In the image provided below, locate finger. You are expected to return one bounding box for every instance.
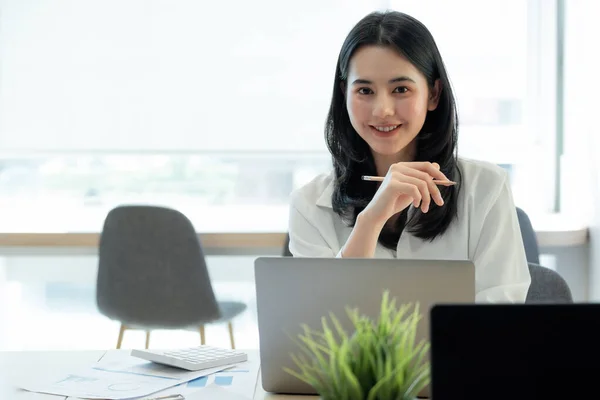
[432,162,440,170]
[394,163,440,182]
[434,181,456,187]
[429,179,444,206]
[426,178,444,207]
[395,167,444,207]
[411,162,448,181]
[393,181,422,207]
[392,173,431,213]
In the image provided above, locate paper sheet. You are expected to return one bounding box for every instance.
[93,351,226,382]
[184,384,254,399]
[21,352,237,399]
[130,355,260,400]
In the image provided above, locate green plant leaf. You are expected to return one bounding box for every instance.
[287,353,328,392]
[366,349,396,400]
[330,312,348,341]
[319,317,343,395]
[403,366,431,399]
[337,339,363,399]
[298,325,328,370]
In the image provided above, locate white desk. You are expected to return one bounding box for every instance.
[0,349,315,400]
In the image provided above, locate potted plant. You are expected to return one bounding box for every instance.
[285,291,430,400]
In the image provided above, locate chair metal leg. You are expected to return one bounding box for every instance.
[145,331,151,349]
[228,321,235,349]
[199,325,206,345]
[116,324,127,349]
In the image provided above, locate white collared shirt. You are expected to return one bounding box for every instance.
[287,158,531,303]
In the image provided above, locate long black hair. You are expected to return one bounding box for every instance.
[325,10,461,249]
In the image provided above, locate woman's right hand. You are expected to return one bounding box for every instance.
[360,162,450,228]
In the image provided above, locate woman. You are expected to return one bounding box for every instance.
[287,10,531,302]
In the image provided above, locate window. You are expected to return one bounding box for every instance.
[0,152,330,232]
[0,0,559,233]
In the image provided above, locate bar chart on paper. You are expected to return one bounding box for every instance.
[187,369,250,388]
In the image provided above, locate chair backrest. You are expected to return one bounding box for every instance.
[283,233,292,256]
[516,207,540,264]
[96,205,221,328]
[526,262,573,303]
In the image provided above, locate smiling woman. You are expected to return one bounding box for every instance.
[287,10,532,304]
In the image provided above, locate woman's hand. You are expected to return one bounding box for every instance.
[339,161,452,258]
[360,162,450,228]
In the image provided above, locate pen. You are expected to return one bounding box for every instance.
[361,175,456,186]
[146,395,185,400]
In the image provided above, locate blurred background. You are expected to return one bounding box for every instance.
[0,0,598,352]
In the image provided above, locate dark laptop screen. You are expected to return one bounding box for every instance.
[430,304,600,399]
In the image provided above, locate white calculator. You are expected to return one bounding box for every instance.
[131,345,248,371]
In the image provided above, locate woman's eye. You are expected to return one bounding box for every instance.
[393,86,408,94]
[357,87,373,95]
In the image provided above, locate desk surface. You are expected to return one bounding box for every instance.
[0,349,316,400]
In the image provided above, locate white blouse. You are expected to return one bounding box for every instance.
[287,157,531,303]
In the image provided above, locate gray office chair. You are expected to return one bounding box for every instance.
[283,233,292,257]
[526,262,573,303]
[516,207,541,264]
[96,205,247,349]
[515,207,572,302]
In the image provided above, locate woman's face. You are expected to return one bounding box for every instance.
[345,45,440,163]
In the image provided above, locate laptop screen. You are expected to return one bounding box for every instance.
[430,304,600,399]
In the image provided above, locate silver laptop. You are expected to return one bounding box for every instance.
[254,257,475,397]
